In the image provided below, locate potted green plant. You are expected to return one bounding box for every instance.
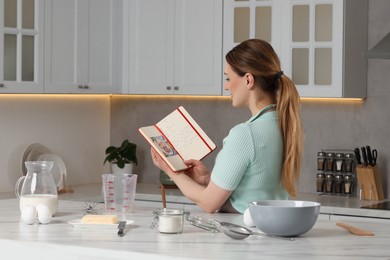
[104,140,138,174]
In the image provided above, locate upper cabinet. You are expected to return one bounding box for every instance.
[281,0,367,98]
[1,0,367,98]
[0,0,44,93]
[223,0,368,98]
[124,0,223,95]
[44,0,122,94]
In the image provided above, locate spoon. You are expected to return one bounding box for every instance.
[214,221,294,241]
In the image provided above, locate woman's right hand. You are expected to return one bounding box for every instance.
[184,159,211,186]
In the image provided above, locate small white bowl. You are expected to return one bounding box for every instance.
[249,200,320,237]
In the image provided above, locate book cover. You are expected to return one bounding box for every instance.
[139,106,216,172]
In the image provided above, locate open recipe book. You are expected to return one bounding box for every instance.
[139,106,216,172]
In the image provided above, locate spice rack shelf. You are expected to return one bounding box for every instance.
[316,148,357,197]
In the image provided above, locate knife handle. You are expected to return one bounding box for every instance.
[354,148,362,165]
[361,147,367,166]
[366,146,373,166]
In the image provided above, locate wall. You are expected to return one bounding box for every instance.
[110,0,390,198]
[0,95,111,193]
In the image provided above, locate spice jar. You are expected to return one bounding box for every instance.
[326,153,335,171]
[151,209,188,234]
[344,153,354,173]
[325,173,334,193]
[317,152,326,171]
[335,153,344,172]
[344,175,353,195]
[334,174,344,194]
[316,173,325,192]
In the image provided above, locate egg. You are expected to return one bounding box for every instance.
[243,207,255,227]
[21,205,37,225]
[36,204,52,224]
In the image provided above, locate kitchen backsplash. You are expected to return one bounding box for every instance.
[0,95,111,192]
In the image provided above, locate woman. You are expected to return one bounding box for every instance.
[151,39,303,214]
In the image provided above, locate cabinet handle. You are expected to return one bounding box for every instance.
[166,86,172,90]
[174,86,179,91]
[78,85,90,89]
[0,83,4,88]
[78,85,84,89]
[83,85,89,89]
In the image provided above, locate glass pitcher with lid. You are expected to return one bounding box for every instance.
[15,161,58,215]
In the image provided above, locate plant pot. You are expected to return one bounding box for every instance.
[111,163,134,174]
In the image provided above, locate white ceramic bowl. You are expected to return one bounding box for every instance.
[248,200,320,237]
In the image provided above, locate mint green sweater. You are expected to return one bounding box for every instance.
[211,105,287,213]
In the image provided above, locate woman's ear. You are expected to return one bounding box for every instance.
[245,73,255,89]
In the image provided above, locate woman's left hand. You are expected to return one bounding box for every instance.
[150,147,173,174]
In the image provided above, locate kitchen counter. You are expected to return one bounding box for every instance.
[54,183,390,219]
[1,198,390,259]
[3,182,389,218]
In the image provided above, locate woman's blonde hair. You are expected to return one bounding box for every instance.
[226,39,303,197]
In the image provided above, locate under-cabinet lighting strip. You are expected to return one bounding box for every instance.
[0,94,365,102]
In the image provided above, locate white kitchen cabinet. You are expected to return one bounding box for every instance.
[0,0,44,93]
[44,0,122,94]
[125,0,223,95]
[281,0,367,98]
[223,0,367,98]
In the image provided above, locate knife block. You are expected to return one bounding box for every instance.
[356,165,384,201]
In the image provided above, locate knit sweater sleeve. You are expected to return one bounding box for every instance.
[211,124,254,191]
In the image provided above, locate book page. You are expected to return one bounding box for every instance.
[138,126,189,172]
[156,107,215,160]
[178,106,216,149]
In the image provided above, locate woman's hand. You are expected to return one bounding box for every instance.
[150,148,172,174]
[184,159,211,186]
[151,148,211,186]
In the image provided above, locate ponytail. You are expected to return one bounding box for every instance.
[277,76,303,197]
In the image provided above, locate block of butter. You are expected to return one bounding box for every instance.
[81,214,119,224]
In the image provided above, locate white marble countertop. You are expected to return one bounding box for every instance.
[3,182,390,218]
[53,183,390,219]
[1,198,390,259]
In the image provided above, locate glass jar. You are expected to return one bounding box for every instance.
[326,153,335,171]
[344,175,353,195]
[316,173,325,192]
[317,152,326,171]
[334,174,344,194]
[335,153,344,172]
[151,209,188,234]
[325,173,334,193]
[344,153,354,173]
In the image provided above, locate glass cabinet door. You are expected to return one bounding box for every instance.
[0,0,44,93]
[282,0,343,97]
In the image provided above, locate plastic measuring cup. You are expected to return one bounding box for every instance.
[102,173,137,213]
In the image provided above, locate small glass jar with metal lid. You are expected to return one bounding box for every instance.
[326,152,335,171]
[334,174,344,193]
[344,153,355,173]
[325,173,334,193]
[343,174,354,195]
[151,209,189,234]
[335,153,345,172]
[316,173,325,192]
[317,152,326,171]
